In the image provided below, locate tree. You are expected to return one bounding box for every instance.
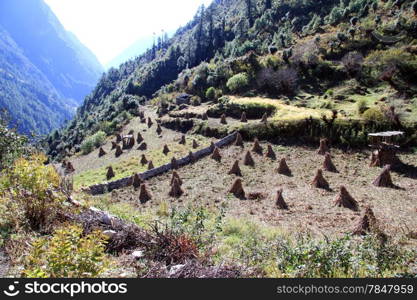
[265,0,272,10]
[246,0,254,27]
[195,5,206,65]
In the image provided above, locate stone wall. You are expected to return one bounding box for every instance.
[88,131,238,195]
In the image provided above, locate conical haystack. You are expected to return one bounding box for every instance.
[235,133,244,147]
[139,184,152,204]
[115,145,123,157]
[99,147,107,157]
[66,162,75,173]
[277,158,291,175]
[275,189,288,209]
[317,138,329,155]
[252,138,263,154]
[128,129,135,135]
[147,117,153,128]
[228,178,245,199]
[156,124,162,135]
[323,153,338,172]
[140,154,148,166]
[170,171,183,186]
[169,177,184,198]
[311,169,330,190]
[202,113,208,120]
[265,145,276,160]
[353,206,378,235]
[116,134,122,143]
[163,144,170,155]
[111,141,117,150]
[261,113,268,123]
[372,165,394,188]
[244,151,255,166]
[140,117,146,124]
[148,160,154,170]
[179,135,186,145]
[334,186,358,211]
[61,160,67,168]
[106,166,115,180]
[220,114,227,124]
[211,147,222,162]
[210,141,215,151]
[137,132,144,143]
[138,142,147,150]
[171,157,179,169]
[228,160,242,176]
[192,139,199,149]
[240,112,247,123]
[132,174,142,189]
[188,151,196,163]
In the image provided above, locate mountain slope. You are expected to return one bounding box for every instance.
[0,0,103,103]
[0,25,73,134]
[48,0,417,159]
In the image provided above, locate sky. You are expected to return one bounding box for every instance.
[44,0,213,66]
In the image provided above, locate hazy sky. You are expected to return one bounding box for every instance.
[44,0,212,65]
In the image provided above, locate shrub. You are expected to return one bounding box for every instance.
[256,68,298,95]
[0,154,63,231]
[362,107,386,122]
[81,131,106,155]
[226,73,249,93]
[342,52,364,77]
[23,225,109,278]
[205,87,216,100]
[0,116,29,170]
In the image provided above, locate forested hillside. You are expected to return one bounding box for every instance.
[0,0,103,134]
[48,0,417,158]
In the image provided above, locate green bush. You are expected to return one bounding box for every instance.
[80,131,106,155]
[226,73,249,93]
[23,225,109,278]
[205,87,216,100]
[356,99,368,115]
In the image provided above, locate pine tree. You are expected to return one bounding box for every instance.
[246,0,254,27]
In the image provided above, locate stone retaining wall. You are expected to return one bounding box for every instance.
[88,131,238,195]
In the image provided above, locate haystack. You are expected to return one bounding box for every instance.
[211,147,222,162]
[137,132,144,143]
[317,138,329,155]
[148,160,154,170]
[192,139,199,149]
[244,151,255,166]
[220,114,227,124]
[132,174,142,189]
[138,142,147,150]
[252,138,263,154]
[323,153,338,173]
[139,184,152,204]
[372,165,394,188]
[169,177,184,198]
[156,124,162,135]
[228,160,242,176]
[334,186,359,211]
[115,145,123,157]
[66,162,75,173]
[353,206,378,235]
[188,151,196,163]
[275,189,288,209]
[234,133,244,147]
[261,113,268,123]
[140,154,148,166]
[170,171,183,186]
[147,117,153,128]
[140,117,146,124]
[111,141,117,150]
[106,166,115,180]
[265,145,276,160]
[116,134,122,143]
[202,113,208,120]
[171,157,179,169]
[229,178,245,199]
[61,160,67,168]
[179,135,186,145]
[240,112,247,123]
[311,169,330,190]
[277,158,291,175]
[163,144,170,155]
[99,147,107,157]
